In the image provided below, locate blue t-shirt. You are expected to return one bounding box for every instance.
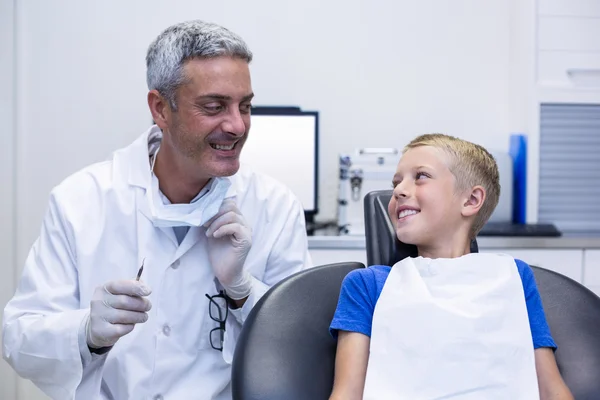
[330,259,557,350]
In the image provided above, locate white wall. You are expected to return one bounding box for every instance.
[14,1,527,263]
[0,0,17,398]
[8,1,535,398]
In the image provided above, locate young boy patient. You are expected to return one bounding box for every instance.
[329,134,573,400]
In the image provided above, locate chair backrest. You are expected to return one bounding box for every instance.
[232,262,365,400]
[530,267,600,399]
[364,189,600,399]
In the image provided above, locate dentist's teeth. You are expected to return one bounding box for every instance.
[398,209,418,219]
[212,143,234,150]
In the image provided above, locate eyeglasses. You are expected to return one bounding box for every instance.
[205,291,229,351]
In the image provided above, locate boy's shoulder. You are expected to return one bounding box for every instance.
[513,258,536,281]
[344,265,392,284]
[341,265,392,302]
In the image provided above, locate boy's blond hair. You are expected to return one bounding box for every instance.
[403,133,500,238]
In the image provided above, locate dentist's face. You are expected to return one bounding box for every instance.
[162,56,254,178]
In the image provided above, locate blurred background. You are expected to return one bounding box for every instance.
[1,0,599,398]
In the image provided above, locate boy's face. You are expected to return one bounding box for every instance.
[387,146,467,247]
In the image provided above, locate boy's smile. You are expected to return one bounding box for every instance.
[396,205,421,223]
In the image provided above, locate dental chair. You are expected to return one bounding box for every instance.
[364,189,600,400]
[231,190,600,400]
[231,261,365,400]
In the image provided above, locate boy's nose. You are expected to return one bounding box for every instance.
[393,182,411,198]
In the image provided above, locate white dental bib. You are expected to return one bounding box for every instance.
[363,253,539,400]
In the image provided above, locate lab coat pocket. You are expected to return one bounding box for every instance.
[198,291,228,351]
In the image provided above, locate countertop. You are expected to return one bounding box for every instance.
[307,235,600,250]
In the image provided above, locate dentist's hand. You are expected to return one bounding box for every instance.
[205,198,253,300]
[86,280,152,350]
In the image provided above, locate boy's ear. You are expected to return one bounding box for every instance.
[461,185,485,217]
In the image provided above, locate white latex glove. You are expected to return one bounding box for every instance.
[86,280,152,349]
[205,198,253,300]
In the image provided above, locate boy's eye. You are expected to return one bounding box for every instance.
[416,172,429,180]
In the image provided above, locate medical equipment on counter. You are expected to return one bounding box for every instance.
[337,148,401,236]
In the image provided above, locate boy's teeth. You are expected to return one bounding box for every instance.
[212,143,234,150]
[399,209,418,219]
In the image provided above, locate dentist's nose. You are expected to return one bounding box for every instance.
[221,108,247,137]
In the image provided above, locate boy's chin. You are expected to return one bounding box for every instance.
[395,229,421,246]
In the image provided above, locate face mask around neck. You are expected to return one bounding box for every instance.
[145,146,232,228]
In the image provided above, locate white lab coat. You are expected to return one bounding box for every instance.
[2,127,313,400]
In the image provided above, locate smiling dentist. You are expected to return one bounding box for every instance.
[3,20,312,400]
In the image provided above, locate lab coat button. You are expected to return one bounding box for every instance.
[153,395,163,400]
[171,260,180,269]
[162,324,171,336]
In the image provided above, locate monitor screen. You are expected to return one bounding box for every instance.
[240,108,319,216]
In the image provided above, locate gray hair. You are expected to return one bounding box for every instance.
[146,20,253,110]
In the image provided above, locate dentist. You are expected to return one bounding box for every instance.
[3,20,312,400]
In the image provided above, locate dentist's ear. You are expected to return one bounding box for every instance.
[148,90,171,131]
[461,186,485,218]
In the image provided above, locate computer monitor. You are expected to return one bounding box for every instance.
[240,107,319,221]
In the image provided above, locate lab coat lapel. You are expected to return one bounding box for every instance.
[172,228,203,262]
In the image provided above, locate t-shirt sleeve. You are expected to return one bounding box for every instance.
[517,259,557,350]
[329,268,378,339]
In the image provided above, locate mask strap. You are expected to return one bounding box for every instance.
[150,146,160,173]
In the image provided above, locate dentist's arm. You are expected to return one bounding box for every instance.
[206,198,254,306]
[2,193,150,399]
[3,194,97,399]
[206,195,311,314]
[329,331,370,400]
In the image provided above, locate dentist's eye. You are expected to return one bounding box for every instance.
[203,103,224,113]
[240,103,252,114]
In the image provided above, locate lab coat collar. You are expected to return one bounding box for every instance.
[122,125,158,190]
